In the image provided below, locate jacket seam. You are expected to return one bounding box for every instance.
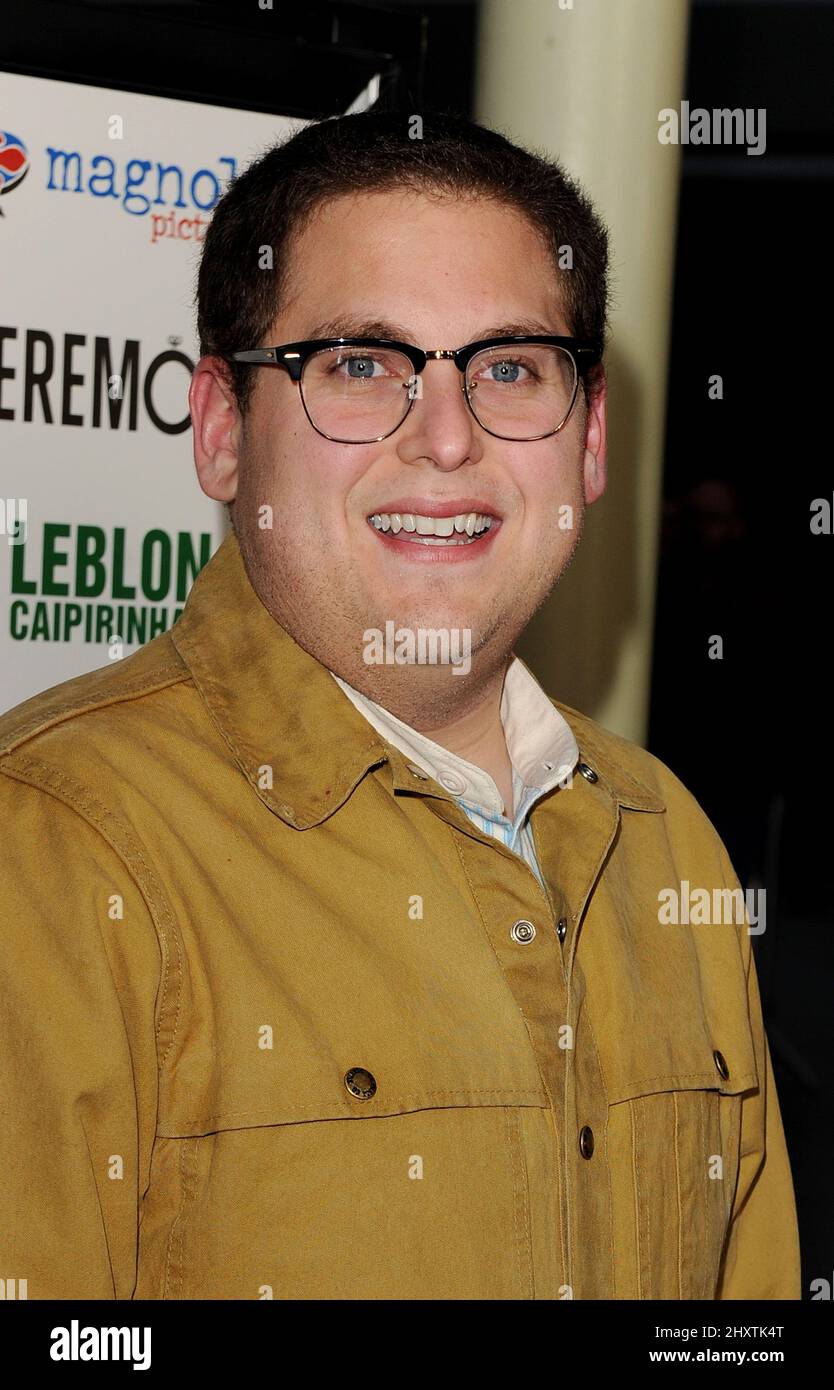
[580,994,616,1297]
[78,1111,119,1301]
[632,1097,650,1298]
[162,1089,549,1130]
[0,752,184,1074]
[673,1093,683,1299]
[505,1108,535,1299]
[630,1100,641,1298]
[0,660,189,755]
[698,1085,710,1298]
[164,1135,198,1299]
[607,1069,755,1090]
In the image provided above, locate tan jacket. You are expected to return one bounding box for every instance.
[0,530,801,1300]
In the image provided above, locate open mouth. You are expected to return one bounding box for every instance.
[367,511,496,547]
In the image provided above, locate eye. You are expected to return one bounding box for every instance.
[324,349,409,383]
[490,360,522,383]
[473,354,540,386]
[343,354,383,380]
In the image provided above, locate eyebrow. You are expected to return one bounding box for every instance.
[302,315,563,344]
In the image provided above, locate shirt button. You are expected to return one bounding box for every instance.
[438,770,467,795]
[344,1067,377,1099]
[579,1125,595,1159]
[556,917,568,943]
[713,1049,730,1081]
[510,919,536,944]
[577,762,598,782]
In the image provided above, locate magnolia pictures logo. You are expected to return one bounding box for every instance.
[0,131,29,214]
[0,124,236,241]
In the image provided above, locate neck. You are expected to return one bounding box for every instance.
[411,664,505,757]
[375,661,516,817]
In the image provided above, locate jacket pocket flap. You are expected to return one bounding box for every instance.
[157,1081,549,1137]
[590,930,762,1106]
[603,1032,759,1105]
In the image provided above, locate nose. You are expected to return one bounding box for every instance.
[396,359,481,469]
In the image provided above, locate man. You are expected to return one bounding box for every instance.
[0,110,800,1300]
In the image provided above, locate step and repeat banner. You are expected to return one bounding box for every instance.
[0,72,321,712]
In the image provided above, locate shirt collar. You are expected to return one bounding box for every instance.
[170,529,665,828]
[330,658,579,817]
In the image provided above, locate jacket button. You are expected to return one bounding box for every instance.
[579,1125,595,1158]
[510,919,536,943]
[713,1049,730,1081]
[345,1067,377,1099]
[438,770,467,794]
[406,764,429,780]
[577,762,598,783]
[556,917,567,942]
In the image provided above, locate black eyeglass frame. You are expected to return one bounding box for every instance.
[230,334,603,443]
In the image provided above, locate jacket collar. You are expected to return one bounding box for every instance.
[331,655,580,816]
[170,530,665,827]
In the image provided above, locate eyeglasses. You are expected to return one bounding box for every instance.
[231,334,602,443]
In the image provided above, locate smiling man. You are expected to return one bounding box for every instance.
[0,110,800,1301]
[197,182,604,821]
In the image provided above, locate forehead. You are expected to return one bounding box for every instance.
[276,188,568,337]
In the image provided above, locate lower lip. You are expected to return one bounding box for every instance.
[366,520,502,563]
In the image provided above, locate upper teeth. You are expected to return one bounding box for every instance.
[369,512,493,537]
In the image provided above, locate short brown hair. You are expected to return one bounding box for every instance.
[196,107,610,415]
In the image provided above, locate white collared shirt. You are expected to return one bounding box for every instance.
[330,658,579,888]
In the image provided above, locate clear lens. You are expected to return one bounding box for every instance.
[299,341,580,442]
[301,346,415,442]
[466,344,578,439]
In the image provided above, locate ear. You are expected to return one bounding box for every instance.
[189,356,243,503]
[581,365,607,505]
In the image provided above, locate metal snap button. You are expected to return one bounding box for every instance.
[713,1049,729,1081]
[556,917,568,943]
[577,762,598,783]
[579,1125,595,1159]
[510,919,536,944]
[344,1067,377,1099]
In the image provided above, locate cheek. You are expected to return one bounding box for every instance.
[244,435,354,526]
[514,447,584,522]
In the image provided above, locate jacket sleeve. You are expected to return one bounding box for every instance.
[0,765,161,1299]
[714,850,802,1299]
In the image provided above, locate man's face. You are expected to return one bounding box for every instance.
[193,188,606,719]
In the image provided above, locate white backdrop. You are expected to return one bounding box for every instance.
[0,71,321,712]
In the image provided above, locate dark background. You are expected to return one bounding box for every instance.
[3,0,832,1295]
